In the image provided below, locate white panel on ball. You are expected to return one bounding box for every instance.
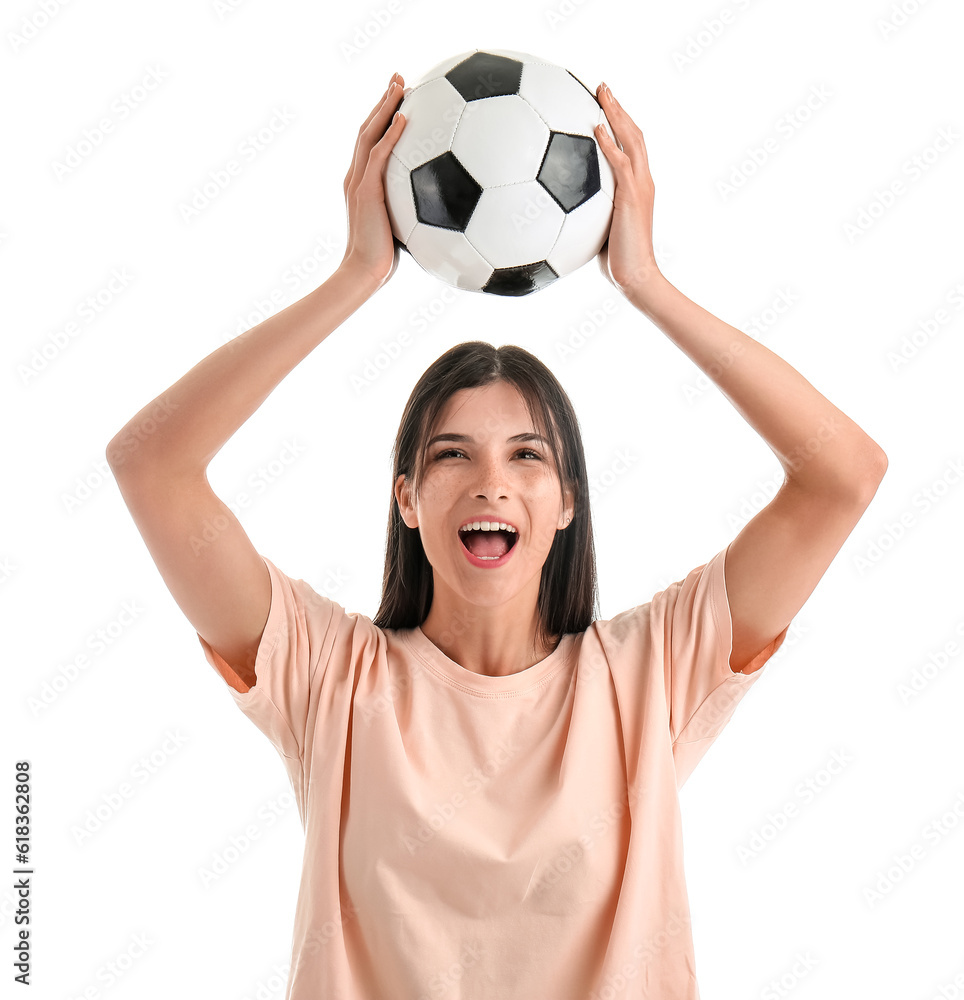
[519,63,602,137]
[406,224,493,291]
[465,181,565,268]
[451,96,550,188]
[546,194,614,276]
[393,78,465,171]
[384,153,418,244]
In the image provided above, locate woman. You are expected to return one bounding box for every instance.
[107,73,887,998]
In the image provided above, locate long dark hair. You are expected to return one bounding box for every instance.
[372,341,599,649]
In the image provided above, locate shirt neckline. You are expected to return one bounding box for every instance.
[400,625,575,696]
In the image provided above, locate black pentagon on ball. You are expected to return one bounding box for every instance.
[411,152,483,230]
[537,132,601,213]
[483,261,559,296]
[446,52,523,102]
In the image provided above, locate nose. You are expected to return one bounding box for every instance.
[470,449,510,500]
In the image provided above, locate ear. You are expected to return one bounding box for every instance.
[560,483,575,528]
[395,473,418,529]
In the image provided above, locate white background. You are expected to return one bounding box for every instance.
[3,0,963,997]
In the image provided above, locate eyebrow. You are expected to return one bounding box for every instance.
[426,432,549,448]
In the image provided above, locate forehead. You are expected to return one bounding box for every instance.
[432,382,537,433]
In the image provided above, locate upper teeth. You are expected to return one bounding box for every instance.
[460,521,516,533]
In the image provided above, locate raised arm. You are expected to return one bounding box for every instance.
[594,80,887,674]
[106,75,407,690]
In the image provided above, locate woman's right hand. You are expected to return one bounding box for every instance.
[339,73,407,292]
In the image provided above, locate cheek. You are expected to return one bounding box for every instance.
[411,485,454,556]
[529,520,559,553]
[416,478,458,517]
[526,484,566,550]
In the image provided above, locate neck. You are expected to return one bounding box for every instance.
[418,594,557,677]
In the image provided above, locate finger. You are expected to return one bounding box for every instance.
[353,83,405,174]
[379,109,406,143]
[360,74,404,133]
[347,109,407,206]
[359,111,406,188]
[598,113,653,196]
[360,76,406,138]
[346,78,405,193]
[603,96,648,166]
[346,87,393,193]
[357,98,406,185]
[365,81,406,141]
[597,83,650,170]
[594,120,632,178]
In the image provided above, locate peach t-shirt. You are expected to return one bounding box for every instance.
[197,540,789,999]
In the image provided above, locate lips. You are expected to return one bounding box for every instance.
[457,526,519,567]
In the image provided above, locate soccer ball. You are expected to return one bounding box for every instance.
[385,49,615,296]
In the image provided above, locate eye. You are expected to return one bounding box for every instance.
[434,448,543,461]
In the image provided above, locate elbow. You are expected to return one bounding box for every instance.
[105,437,122,472]
[105,431,125,470]
[853,444,888,503]
[106,426,201,482]
[843,430,888,496]
[105,427,143,477]
[786,439,888,504]
[864,439,888,480]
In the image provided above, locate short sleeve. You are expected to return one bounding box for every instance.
[196,556,336,764]
[652,540,790,788]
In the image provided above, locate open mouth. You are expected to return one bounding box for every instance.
[458,527,519,561]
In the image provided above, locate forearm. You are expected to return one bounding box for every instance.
[106,264,379,476]
[629,273,887,497]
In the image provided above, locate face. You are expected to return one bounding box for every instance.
[394,381,574,609]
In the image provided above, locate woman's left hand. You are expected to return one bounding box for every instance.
[594,83,661,300]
